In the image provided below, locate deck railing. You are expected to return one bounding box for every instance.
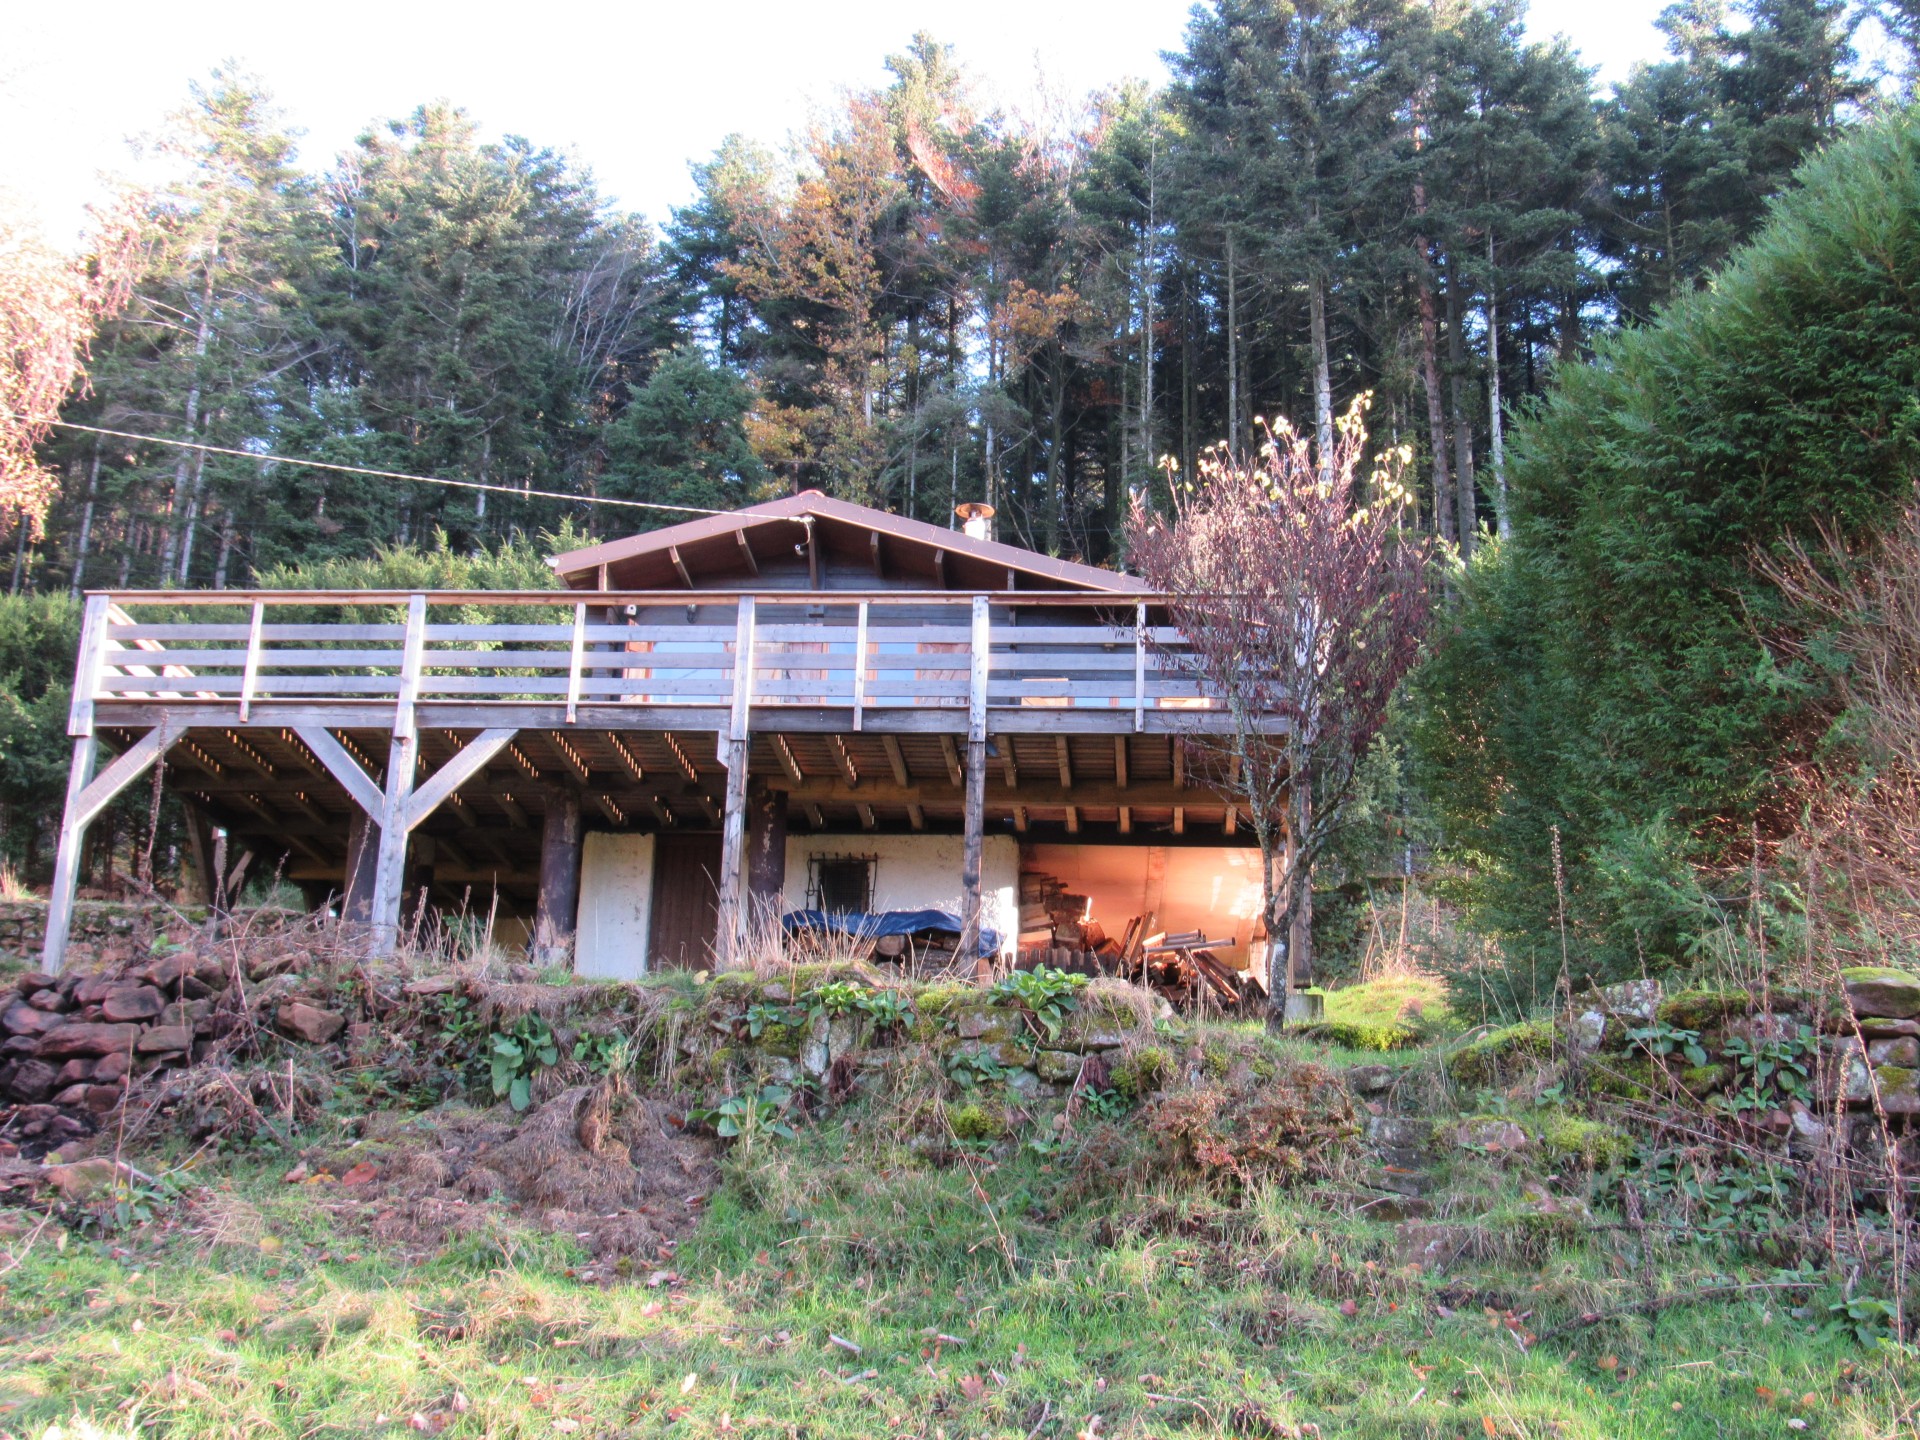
[73,589,1229,734]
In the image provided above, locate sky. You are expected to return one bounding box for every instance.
[1,0,1676,238]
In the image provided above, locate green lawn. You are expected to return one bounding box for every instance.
[0,1122,1910,1440]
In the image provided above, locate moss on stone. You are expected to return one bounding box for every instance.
[1300,1019,1419,1052]
[1586,1054,1657,1100]
[1447,1019,1554,1087]
[1111,1044,1173,1100]
[1534,1110,1632,1169]
[1679,1062,1732,1097]
[1841,966,1912,983]
[947,1102,1007,1141]
[1655,989,1750,1030]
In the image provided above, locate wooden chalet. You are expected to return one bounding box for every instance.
[43,492,1276,988]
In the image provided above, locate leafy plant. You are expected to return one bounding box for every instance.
[1080,1087,1131,1122]
[804,982,869,1021]
[705,1084,797,1146]
[744,1001,801,1038]
[990,966,1088,1042]
[571,1030,628,1075]
[1626,1019,1710,1068]
[489,1015,559,1111]
[1827,1294,1898,1349]
[946,1049,1008,1089]
[1715,1025,1816,1114]
[852,988,914,1032]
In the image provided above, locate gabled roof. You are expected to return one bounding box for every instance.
[548,491,1134,593]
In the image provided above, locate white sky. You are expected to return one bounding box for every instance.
[1,0,1674,239]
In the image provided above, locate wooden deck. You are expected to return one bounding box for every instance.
[43,588,1283,972]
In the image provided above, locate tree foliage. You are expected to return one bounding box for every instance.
[1408,108,1920,979]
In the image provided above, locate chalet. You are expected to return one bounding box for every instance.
[43,492,1274,991]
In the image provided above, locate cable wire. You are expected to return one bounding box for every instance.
[49,420,727,517]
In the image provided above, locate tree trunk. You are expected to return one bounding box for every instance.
[1308,271,1334,486]
[70,445,100,596]
[1445,252,1476,557]
[159,260,216,584]
[1416,263,1453,543]
[1225,229,1241,456]
[1487,230,1509,540]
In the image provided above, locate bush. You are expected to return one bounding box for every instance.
[1411,109,1920,981]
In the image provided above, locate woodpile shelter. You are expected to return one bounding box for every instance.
[43,493,1280,993]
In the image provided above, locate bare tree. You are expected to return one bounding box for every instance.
[1128,395,1431,1013]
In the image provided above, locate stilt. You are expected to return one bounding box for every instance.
[746,778,788,938]
[714,597,756,969]
[531,788,582,967]
[43,719,184,971]
[964,595,991,982]
[343,811,377,922]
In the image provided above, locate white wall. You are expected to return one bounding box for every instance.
[575,832,657,979]
[782,833,1018,958]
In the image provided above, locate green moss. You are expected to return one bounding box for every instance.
[1679,1063,1732,1097]
[1841,966,1912,983]
[1319,975,1455,1035]
[1111,1044,1173,1100]
[947,1102,1007,1141]
[1299,1019,1419,1052]
[1201,1042,1233,1079]
[1447,1019,1555,1087]
[1656,989,1749,1030]
[1533,1111,1632,1169]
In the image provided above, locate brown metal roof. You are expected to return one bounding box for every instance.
[547,491,1135,593]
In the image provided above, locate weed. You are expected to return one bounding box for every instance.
[489,1015,559,1111]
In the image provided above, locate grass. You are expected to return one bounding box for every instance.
[0,1123,1912,1440]
[1320,974,1454,1034]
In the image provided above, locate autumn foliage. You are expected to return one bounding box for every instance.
[1128,398,1431,994]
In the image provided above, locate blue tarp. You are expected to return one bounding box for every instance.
[781,908,1001,960]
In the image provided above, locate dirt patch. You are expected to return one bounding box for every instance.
[305,1084,719,1281]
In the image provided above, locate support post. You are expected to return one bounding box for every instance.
[43,719,184,971]
[715,597,756,969]
[746,779,787,937]
[368,595,426,955]
[964,595,990,983]
[531,786,583,967]
[343,812,377,922]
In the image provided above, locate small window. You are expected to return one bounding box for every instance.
[809,855,875,914]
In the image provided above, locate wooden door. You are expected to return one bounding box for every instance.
[648,833,722,971]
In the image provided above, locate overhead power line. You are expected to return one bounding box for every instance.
[48,421,726,518]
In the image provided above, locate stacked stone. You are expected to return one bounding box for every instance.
[1842,967,1920,1117]
[0,951,350,1150]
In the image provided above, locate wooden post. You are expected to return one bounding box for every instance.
[715,597,756,969]
[368,594,425,955]
[343,811,377,922]
[531,788,583,966]
[43,736,98,974]
[851,599,869,730]
[746,779,787,936]
[964,595,991,983]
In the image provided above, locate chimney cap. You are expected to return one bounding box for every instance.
[954,502,996,522]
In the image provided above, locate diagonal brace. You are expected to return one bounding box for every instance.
[72,718,185,831]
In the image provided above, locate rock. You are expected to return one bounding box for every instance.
[1858,1017,1920,1039]
[1843,967,1920,1021]
[1570,1010,1608,1053]
[2,1001,65,1038]
[140,954,218,998]
[71,975,119,1007]
[15,972,56,997]
[93,1051,130,1083]
[44,1157,126,1201]
[35,1023,142,1059]
[1033,1049,1084,1084]
[1,1035,36,1057]
[953,1007,1015,1042]
[402,974,462,996]
[83,1085,123,1113]
[6,1059,58,1102]
[1874,1065,1920,1116]
[137,1026,193,1055]
[1455,1117,1529,1153]
[53,1058,95,1089]
[1060,1019,1131,1052]
[1868,1037,1920,1068]
[51,1083,90,1107]
[1004,1068,1058,1100]
[1583,978,1662,1030]
[800,1012,862,1078]
[1725,1012,1807,1044]
[1345,1064,1398,1097]
[158,998,212,1028]
[276,1002,346,1046]
[1787,1103,1830,1162]
[1367,1115,1433,1149]
[100,985,164,1023]
[25,988,68,1013]
[1841,1051,1876,1106]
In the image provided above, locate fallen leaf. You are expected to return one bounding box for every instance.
[339,1162,378,1186]
[1787,1420,1808,1432]
[680,1373,698,1395]
[1596,1356,1618,1372]
[1339,1300,1359,1318]
[552,1421,580,1434]
[408,1413,449,1435]
[1482,1418,1499,1438]
[959,1375,987,1402]
[1756,1387,1777,1402]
